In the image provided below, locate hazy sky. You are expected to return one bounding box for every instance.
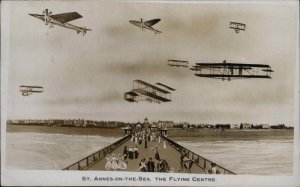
[4,0,298,125]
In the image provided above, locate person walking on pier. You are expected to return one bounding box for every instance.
[182,154,193,173]
[152,145,160,161]
[210,163,217,174]
[111,154,118,171]
[128,146,134,159]
[180,150,186,169]
[163,140,167,149]
[138,158,147,172]
[135,134,138,144]
[146,157,155,172]
[119,154,128,170]
[123,146,128,160]
[134,146,139,159]
[105,154,112,171]
[157,159,169,172]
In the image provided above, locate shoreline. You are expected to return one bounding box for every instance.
[5,125,293,141]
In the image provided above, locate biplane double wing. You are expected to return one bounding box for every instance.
[29,9,91,35]
[190,60,273,81]
[129,18,162,34]
[168,59,189,68]
[124,80,175,103]
[19,85,44,96]
[229,22,246,33]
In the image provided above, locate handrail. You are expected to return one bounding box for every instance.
[161,136,236,175]
[63,134,131,170]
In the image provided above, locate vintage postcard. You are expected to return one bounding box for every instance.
[1,0,299,186]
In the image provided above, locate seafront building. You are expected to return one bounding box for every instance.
[7,119,292,130]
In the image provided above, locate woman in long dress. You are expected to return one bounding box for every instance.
[110,154,118,171]
[128,146,134,159]
[105,154,112,171]
[119,154,128,170]
[134,146,139,159]
[131,134,134,142]
[153,146,160,161]
[123,146,128,160]
[138,158,147,172]
[163,140,167,149]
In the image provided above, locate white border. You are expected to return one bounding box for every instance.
[1,0,299,186]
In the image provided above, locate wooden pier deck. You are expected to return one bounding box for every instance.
[87,138,204,173]
[63,133,235,174]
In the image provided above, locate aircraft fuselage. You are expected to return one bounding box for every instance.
[29,13,90,35]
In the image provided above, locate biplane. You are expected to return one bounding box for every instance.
[19,85,44,96]
[29,9,91,35]
[168,60,189,68]
[190,60,274,81]
[124,80,175,104]
[129,18,162,34]
[229,22,246,33]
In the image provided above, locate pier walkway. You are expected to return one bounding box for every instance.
[87,137,203,173]
[64,133,235,174]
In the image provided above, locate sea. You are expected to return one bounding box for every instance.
[5,131,293,175]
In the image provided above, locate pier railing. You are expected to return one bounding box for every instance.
[161,136,236,175]
[63,135,131,170]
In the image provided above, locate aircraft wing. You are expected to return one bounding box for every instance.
[29,14,45,21]
[168,60,188,63]
[129,20,141,27]
[144,19,161,26]
[51,12,82,23]
[195,63,270,68]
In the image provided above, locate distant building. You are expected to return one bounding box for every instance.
[157,121,174,128]
[216,124,231,129]
[136,122,142,129]
[240,123,252,129]
[262,124,269,129]
[230,124,240,129]
[63,120,74,126]
[271,124,286,129]
[144,117,149,125]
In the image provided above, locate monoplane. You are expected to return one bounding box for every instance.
[190,60,273,81]
[229,22,246,33]
[168,60,189,68]
[29,9,91,35]
[124,80,174,103]
[129,18,162,34]
[19,85,44,96]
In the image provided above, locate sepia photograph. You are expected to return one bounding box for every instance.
[1,0,299,186]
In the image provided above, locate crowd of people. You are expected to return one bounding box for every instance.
[104,130,216,173]
[104,154,127,171]
[137,157,179,172]
[130,130,167,148]
[123,146,139,160]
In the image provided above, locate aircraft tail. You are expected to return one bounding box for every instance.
[77,27,91,36]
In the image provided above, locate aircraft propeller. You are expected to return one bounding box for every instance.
[43,9,52,25]
[140,18,144,31]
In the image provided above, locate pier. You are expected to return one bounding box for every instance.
[63,126,236,174]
